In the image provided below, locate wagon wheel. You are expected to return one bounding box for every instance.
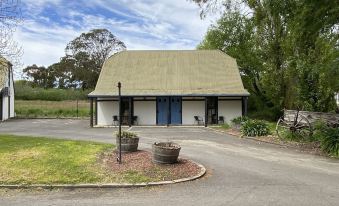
[276,114,313,139]
[292,114,313,139]
[275,117,292,139]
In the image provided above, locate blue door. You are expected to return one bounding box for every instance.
[157,97,169,125]
[170,97,182,124]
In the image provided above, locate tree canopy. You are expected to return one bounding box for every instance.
[23,64,55,88]
[23,29,126,89]
[196,0,339,118]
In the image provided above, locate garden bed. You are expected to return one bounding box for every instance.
[100,150,201,183]
[0,134,202,185]
[252,135,323,155]
[212,126,324,156]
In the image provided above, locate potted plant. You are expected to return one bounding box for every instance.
[152,142,181,164]
[116,131,139,153]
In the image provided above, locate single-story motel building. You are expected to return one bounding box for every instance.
[88,50,249,127]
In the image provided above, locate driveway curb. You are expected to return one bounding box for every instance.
[0,162,206,189]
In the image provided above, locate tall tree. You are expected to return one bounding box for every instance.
[64,29,126,88]
[21,29,126,89]
[198,11,267,105]
[195,0,339,116]
[66,29,126,69]
[23,64,55,88]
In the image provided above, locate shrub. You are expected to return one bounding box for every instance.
[313,122,339,157]
[116,131,137,138]
[15,100,90,118]
[14,82,91,101]
[241,119,270,137]
[221,123,230,130]
[319,127,339,157]
[231,116,249,125]
[282,131,305,141]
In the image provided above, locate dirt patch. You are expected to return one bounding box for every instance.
[225,128,242,137]
[255,135,323,155]
[212,127,324,156]
[100,150,202,182]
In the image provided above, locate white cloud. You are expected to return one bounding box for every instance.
[13,0,218,78]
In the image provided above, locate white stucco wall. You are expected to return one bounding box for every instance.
[97,101,119,125]
[96,99,242,126]
[182,101,205,125]
[218,100,242,123]
[9,70,14,118]
[1,96,8,120]
[1,69,14,121]
[134,101,156,125]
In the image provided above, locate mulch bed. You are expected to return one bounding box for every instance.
[99,150,201,182]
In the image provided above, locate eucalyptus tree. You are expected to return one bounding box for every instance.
[195,0,339,115]
[64,29,126,89]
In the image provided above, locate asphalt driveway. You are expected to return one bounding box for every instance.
[1,119,339,205]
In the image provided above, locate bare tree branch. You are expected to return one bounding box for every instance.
[0,0,23,70]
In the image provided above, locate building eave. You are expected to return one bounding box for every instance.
[88,93,250,98]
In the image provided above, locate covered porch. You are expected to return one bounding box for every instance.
[89,95,248,127]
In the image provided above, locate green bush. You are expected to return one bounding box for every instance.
[247,95,282,121]
[231,116,249,125]
[313,122,339,157]
[319,127,339,157]
[241,119,270,137]
[14,82,91,101]
[282,131,305,141]
[311,120,328,141]
[116,131,137,138]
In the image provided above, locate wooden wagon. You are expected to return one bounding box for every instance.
[276,109,339,138]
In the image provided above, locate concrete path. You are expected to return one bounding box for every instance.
[0,119,339,205]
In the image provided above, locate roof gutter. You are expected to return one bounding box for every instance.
[88,93,250,98]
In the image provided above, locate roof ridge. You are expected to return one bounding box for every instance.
[119,49,221,52]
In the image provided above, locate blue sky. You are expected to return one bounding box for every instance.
[14,0,216,69]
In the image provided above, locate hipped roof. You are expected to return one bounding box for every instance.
[89,50,249,97]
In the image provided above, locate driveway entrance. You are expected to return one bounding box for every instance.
[1,119,339,205]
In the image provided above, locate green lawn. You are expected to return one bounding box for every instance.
[0,135,199,185]
[0,134,113,184]
[15,100,90,118]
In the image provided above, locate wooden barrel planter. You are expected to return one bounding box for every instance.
[115,131,139,153]
[152,142,181,164]
[116,134,139,153]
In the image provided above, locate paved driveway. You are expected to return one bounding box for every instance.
[1,119,339,205]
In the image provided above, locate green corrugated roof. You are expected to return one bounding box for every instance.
[89,50,249,97]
